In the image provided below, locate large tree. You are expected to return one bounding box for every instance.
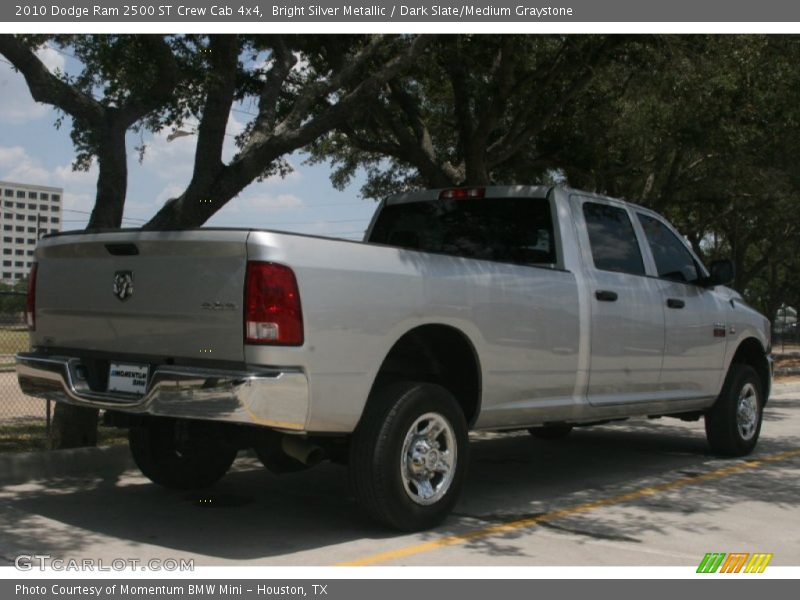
[544,35,800,314]
[314,34,800,317]
[0,35,187,229]
[0,33,429,448]
[309,35,631,198]
[144,34,431,228]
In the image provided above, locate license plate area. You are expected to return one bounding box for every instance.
[108,362,150,395]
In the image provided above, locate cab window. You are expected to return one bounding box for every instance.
[637,213,700,283]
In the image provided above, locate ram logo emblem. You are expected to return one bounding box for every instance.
[113,271,134,301]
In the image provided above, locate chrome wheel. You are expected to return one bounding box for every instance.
[736,383,759,441]
[400,412,457,506]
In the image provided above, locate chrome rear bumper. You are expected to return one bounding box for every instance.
[15,352,310,431]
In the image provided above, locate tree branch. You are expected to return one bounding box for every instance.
[0,34,104,125]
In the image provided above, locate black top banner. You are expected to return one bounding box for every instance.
[4,0,800,22]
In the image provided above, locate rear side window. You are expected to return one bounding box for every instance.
[582,202,645,275]
[369,197,556,266]
[638,213,700,283]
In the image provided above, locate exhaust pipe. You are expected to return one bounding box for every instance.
[281,436,325,466]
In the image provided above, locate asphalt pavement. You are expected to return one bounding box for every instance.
[0,382,798,567]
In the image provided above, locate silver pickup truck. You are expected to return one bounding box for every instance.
[16,186,771,530]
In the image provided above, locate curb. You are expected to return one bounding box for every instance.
[0,443,133,486]
[775,367,800,377]
[772,380,800,396]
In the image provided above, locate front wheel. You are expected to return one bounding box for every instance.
[129,418,238,490]
[349,381,469,531]
[705,364,764,456]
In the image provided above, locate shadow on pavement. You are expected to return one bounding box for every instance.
[0,403,797,564]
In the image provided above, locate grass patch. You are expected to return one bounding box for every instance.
[0,420,127,454]
[0,329,29,354]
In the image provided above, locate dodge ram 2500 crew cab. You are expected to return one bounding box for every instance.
[16,186,772,530]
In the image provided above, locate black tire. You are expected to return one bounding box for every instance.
[528,425,573,440]
[349,381,469,531]
[705,363,763,456]
[129,418,238,490]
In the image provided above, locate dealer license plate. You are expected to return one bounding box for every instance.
[108,362,149,395]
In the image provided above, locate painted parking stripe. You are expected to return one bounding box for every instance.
[339,448,800,566]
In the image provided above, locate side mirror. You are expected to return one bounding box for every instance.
[704,259,735,287]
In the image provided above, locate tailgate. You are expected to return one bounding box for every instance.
[32,230,250,363]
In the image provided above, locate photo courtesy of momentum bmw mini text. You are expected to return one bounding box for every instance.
[0,0,799,598]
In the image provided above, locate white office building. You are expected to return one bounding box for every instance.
[0,180,63,283]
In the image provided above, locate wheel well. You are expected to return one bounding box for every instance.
[731,337,771,404]
[369,325,482,427]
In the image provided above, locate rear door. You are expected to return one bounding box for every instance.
[33,230,249,363]
[570,196,665,405]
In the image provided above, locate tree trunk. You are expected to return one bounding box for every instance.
[49,120,128,449]
[87,120,128,230]
[49,404,99,449]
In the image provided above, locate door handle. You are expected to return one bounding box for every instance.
[595,290,618,302]
[667,298,685,309]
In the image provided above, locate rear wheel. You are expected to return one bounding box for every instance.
[349,381,469,531]
[528,425,573,440]
[129,418,238,490]
[705,364,763,456]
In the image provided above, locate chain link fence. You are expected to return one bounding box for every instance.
[0,290,52,452]
[1,291,129,453]
[773,305,799,355]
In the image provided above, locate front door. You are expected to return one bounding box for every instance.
[635,212,728,400]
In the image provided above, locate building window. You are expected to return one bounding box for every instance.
[2,272,10,279]
[26,238,35,244]
[16,202,25,208]
[2,249,10,255]
[28,192,37,199]
[15,249,24,255]
[51,206,60,213]
[2,261,10,267]
[26,251,34,256]
[14,273,23,279]
[3,189,12,197]
[27,203,36,210]
[2,237,9,243]
[3,201,12,207]
[14,261,23,267]
[15,237,24,243]
[51,194,60,202]
[27,215,36,222]
[39,205,49,211]
[27,227,35,233]
[15,226,23,232]
[3,213,11,219]
[51,217,60,223]
[26,261,31,267]
[16,191,25,198]
[15,215,24,221]
[3,225,11,231]
[40,193,49,200]
[50,228,57,233]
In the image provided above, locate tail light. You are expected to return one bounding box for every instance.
[244,261,303,345]
[26,263,37,330]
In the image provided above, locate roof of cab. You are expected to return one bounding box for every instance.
[384,185,552,205]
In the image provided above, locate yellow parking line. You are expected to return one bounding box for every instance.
[339,448,800,566]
